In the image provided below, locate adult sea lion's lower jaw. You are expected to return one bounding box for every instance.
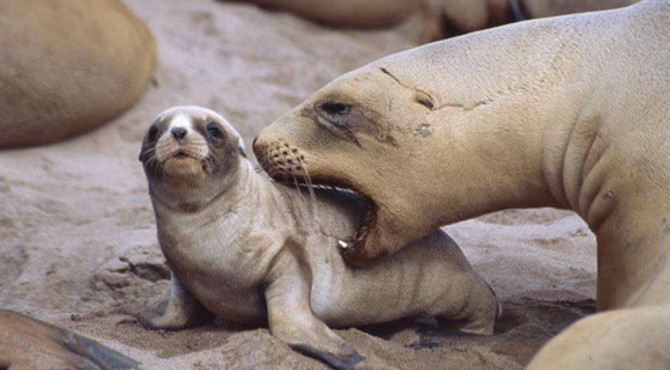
[300,181,399,267]
[339,198,379,266]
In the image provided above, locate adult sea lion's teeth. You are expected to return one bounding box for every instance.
[338,240,349,249]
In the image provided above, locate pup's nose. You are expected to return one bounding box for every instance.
[171,127,187,140]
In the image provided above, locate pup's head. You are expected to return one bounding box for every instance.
[139,106,247,211]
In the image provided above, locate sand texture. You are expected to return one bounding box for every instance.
[0,0,597,368]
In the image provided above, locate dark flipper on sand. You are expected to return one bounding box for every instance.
[0,309,139,369]
[291,343,365,370]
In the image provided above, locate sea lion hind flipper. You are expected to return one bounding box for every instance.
[290,343,365,370]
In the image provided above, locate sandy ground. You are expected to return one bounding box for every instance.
[0,0,597,368]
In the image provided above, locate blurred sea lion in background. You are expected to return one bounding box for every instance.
[222,0,638,42]
[0,0,156,149]
[524,0,637,17]
[0,309,139,369]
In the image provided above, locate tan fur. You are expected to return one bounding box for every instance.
[140,106,499,369]
[525,0,638,18]
[527,305,670,369]
[254,0,670,366]
[223,0,637,42]
[0,309,138,369]
[0,0,156,148]
[225,0,415,28]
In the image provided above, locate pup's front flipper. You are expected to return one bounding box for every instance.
[265,259,364,370]
[140,272,214,330]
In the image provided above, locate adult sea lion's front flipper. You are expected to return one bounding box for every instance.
[0,309,139,369]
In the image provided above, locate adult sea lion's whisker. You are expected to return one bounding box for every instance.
[291,172,303,197]
[297,156,317,203]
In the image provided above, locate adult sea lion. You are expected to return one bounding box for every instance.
[139,106,499,369]
[524,0,637,18]
[223,0,637,42]
[0,0,156,148]
[223,0,516,41]
[253,0,670,366]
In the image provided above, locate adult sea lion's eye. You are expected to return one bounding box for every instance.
[320,101,349,116]
[315,100,353,129]
[148,126,159,142]
[206,122,223,139]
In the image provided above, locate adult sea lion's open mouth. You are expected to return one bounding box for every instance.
[254,140,379,263]
[294,177,378,260]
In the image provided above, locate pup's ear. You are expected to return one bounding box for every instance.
[239,145,248,158]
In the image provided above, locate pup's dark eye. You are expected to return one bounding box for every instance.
[206,122,223,139]
[148,126,159,142]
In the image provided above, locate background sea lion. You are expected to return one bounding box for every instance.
[526,305,670,369]
[224,0,415,29]
[0,309,139,369]
[0,0,156,148]
[223,0,638,42]
[525,0,637,18]
[139,106,499,369]
[253,0,670,366]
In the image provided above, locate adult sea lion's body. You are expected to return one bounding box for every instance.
[0,0,156,148]
[139,106,499,369]
[253,0,670,366]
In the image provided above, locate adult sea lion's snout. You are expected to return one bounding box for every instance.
[254,139,308,184]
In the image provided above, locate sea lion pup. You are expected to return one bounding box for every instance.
[252,0,670,366]
[0,0,156,148]
[139,106,499,369]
